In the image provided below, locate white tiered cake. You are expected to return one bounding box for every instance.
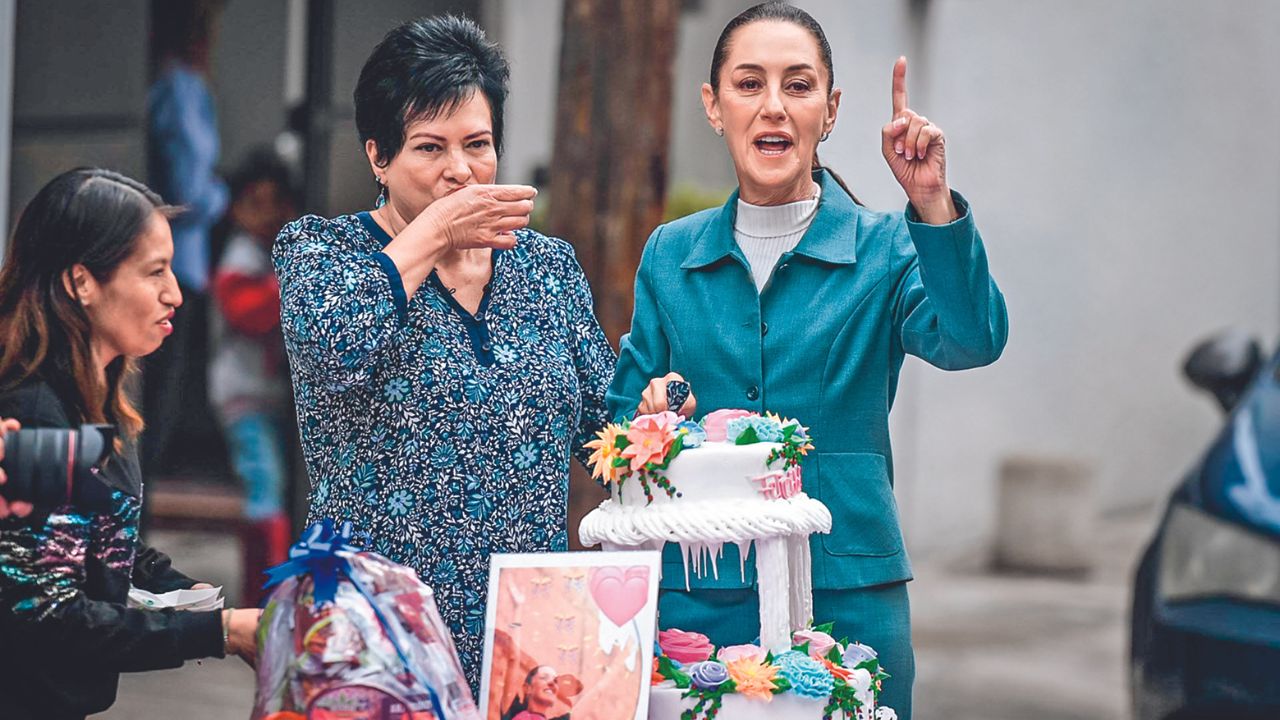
[579,409,894,720]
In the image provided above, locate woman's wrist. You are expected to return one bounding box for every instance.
[220,609,232,654]
[910,188,958,225]
[381,211,450,298]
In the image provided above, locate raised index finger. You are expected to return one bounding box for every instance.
[891,56,908,117]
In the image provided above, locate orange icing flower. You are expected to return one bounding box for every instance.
[585,425,626,484]
[821,657,853,682]
[621,413,677,472]
[652,657,664,685]
[725,657,780,702]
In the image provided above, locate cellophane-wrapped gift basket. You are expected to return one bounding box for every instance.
[251,520,480,720]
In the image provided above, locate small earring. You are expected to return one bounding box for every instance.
[820,131,831,142]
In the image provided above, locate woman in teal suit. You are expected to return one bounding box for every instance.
[606,4,1008,717]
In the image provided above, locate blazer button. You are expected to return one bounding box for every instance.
[761,321,769,336]
[746,385,759,401]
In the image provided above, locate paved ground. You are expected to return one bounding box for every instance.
[94,507,1157,719]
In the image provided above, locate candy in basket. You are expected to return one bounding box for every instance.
[251,520,480,720]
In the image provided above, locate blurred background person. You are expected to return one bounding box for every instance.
[143,0,229,477]
[0,168,259,720]
[209,147,298,606]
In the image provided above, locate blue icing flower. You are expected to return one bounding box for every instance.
[686,661,730,690]
[676,421,706,447]
[726,415,783,443]
[774,650,834,699]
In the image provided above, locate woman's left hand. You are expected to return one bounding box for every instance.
[881,56,957,224]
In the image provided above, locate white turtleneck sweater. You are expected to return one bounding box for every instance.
[734,182,822,292]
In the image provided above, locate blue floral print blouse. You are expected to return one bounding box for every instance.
[273,214,615,687]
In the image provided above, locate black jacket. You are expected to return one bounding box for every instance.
[0,379,223,720]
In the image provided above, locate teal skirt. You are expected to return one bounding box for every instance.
[658,582,914,719]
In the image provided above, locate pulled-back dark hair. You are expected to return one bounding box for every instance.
[0,169,177,440]
[355,14,510,169]
[709,2,859,204]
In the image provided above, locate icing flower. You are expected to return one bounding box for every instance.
[848,668,875,708]
[716,643,767,664]
[700,409,757,442]
[686,661,730,690]
[726,415,784,443]
[657,629,714,664]
[584,424,626,484]
[651,657,663,685]
[792,629,837,659]
[773,651,834,700]
[875,708,898,720]
[821,657,853,682]
[724,657,780,702]
[622,412,679,471]
[676,420,706,448]
[843,642,878,668]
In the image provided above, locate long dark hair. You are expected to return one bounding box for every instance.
[0,168,175,439]
[709,2,861,204]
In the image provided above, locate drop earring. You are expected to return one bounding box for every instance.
[374,178,387,209]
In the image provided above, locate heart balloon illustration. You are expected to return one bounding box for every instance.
[588,566,650,627]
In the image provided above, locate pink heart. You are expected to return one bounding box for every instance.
[588,566,650,627]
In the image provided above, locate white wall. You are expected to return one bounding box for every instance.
[499,0,1280,558]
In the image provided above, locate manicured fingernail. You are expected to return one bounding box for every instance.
[895,142,904,154]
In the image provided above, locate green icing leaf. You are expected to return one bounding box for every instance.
[825,645,844,664]
[734,426,760,445]
[772,676,792,693]
[814,621,836,635]
[613,434,629,450]
[659,656,692,689]
[793,640,811,656]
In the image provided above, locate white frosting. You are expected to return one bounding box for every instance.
[615,441,782,506]
[648,685,879,720]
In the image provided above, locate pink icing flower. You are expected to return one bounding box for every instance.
[622,412,679,471]
[701,409,758,442]
[716,643,767,664]
[792,629,837,659]
[658,629,714,664]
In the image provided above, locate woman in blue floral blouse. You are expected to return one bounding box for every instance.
[273,16,615,686]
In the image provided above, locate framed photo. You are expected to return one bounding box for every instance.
[479,551,662,720]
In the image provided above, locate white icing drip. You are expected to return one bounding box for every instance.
[755,537,791,653]
[788,535,814,632]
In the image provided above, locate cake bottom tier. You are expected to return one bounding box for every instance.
[648,686,879,720]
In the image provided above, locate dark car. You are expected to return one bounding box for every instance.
[1131,330,1280,719]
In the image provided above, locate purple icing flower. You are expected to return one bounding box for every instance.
[687,661,730,690]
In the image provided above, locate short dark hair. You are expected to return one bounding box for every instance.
[355,15,510,168]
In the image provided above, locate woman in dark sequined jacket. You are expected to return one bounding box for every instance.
[0,169,260,720]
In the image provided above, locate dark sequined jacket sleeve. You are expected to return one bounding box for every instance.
[0,380,223,678]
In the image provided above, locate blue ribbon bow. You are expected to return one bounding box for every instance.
[263,519,449,719]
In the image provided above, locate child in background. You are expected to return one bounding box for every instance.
[210,149,297,603]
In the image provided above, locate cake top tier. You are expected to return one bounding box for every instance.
[584,409,813,504]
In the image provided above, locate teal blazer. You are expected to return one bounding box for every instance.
[607,170,1008,590]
